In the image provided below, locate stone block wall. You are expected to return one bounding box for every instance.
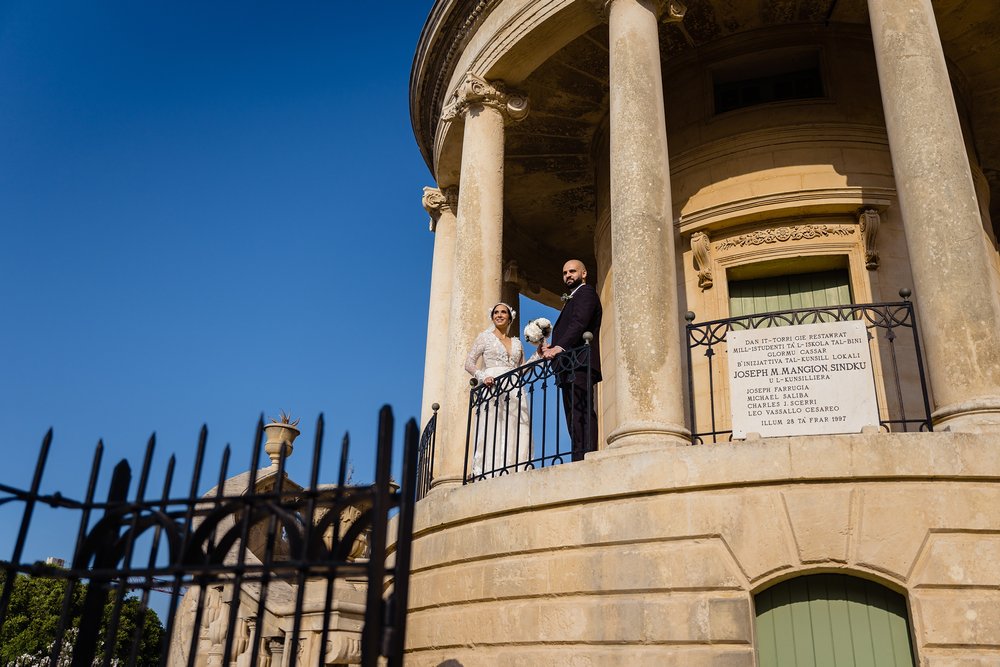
[406,432,1000,665]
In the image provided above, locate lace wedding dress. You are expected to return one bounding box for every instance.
[464,330,533,477]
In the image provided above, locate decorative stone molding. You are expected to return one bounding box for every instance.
[440,72,529,124]
[715,225,854,251]
[590,0,686,22]
[858,207,881,270]
[418,0,503,133]
[422,185,459,232]
[690,231,713,290]
[661,0,686,23]
[325,633,362,664]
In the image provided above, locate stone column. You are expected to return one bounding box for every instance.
[419,185,458,430]
[602,0,690,449]
[868,0,1000,432]
[432,73,529,489]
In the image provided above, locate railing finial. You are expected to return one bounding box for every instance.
[899,287,911,300]
[583,331,593,345]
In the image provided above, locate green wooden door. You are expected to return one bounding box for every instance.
[755,574,916,667]
[729,269,852,321]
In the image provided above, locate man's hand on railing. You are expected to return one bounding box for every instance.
[541,344,564,360]
[483,376,495,387]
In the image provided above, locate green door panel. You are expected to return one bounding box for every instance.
[729,269,852,325]
[755,574,916,667]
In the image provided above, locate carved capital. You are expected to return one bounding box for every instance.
[590,0,686,22]
[858,207,881,270]
[440,72,529,124]
[422,185,459,232]
[690,231,713,290]
[660,0,686,23]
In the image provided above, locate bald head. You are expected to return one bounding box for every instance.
[562,259,587,289]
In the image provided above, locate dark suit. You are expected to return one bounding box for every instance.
[550,283,602,460]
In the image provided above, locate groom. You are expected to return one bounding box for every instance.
[541,259,602,461]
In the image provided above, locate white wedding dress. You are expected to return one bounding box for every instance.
[464,330,533,477]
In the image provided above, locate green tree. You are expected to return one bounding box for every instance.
[0,570,164,666]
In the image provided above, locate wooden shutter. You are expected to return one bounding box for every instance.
[755,574,916,667]
[729,269,852,322]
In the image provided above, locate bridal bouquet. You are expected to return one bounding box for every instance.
[524,317,552,345]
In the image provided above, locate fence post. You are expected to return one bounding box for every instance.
[72,460,131,667]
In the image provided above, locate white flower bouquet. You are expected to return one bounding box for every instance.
[524,317,552,345]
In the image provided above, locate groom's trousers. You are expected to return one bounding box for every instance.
[561,371,598,462]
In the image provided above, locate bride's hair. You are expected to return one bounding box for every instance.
[490,302,517,334]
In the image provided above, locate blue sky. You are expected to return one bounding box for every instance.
[0,0,487,563]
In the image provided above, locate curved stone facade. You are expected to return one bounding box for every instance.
[410,0,1000,663]
[407,433,1000,664]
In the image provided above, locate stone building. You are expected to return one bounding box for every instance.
[410,0,1000,665]
[171,424,371,666]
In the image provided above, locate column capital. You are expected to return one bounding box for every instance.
[440,72,529,124]
[590,0,686,23]
[422,186,459,232]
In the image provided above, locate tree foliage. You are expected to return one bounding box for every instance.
[0,571,164,666]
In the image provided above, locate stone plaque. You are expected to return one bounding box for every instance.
[728,320,879,439]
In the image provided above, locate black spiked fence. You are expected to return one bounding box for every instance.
[0,406,419,667]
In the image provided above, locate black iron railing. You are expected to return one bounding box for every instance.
[464,341,593,482]
[685,291,933,444]
[416,405,437,501]
[0,407,418,667]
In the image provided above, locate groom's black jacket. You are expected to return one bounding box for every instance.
[551,283,603,382]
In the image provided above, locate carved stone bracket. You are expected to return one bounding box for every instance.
[422,185,459,232]
[590,0,686,22]
[690,231,713,290]
[715,224,854,251]
[502,259,541,295]
[440,72,529,124]
[503,259,520,285]
[858,207,881,270]
[325,633,362,664]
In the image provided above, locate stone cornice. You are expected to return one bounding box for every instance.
[677,187,895,233]
[411,0,503,169]
[439,72,529,124]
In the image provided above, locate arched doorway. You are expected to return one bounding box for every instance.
[755,573,916,666]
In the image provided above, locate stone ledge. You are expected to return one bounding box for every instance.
[415,431,1000,535]
[404,645,755,667]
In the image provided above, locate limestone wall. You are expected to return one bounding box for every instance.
[406,431,1000,665]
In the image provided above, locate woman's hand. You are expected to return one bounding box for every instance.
[483,376,495,387]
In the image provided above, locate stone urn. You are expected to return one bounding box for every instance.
[263,419,300,466]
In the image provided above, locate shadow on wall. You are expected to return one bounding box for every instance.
[437,661,465,667]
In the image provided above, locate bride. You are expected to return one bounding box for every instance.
[464,302,533,478]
